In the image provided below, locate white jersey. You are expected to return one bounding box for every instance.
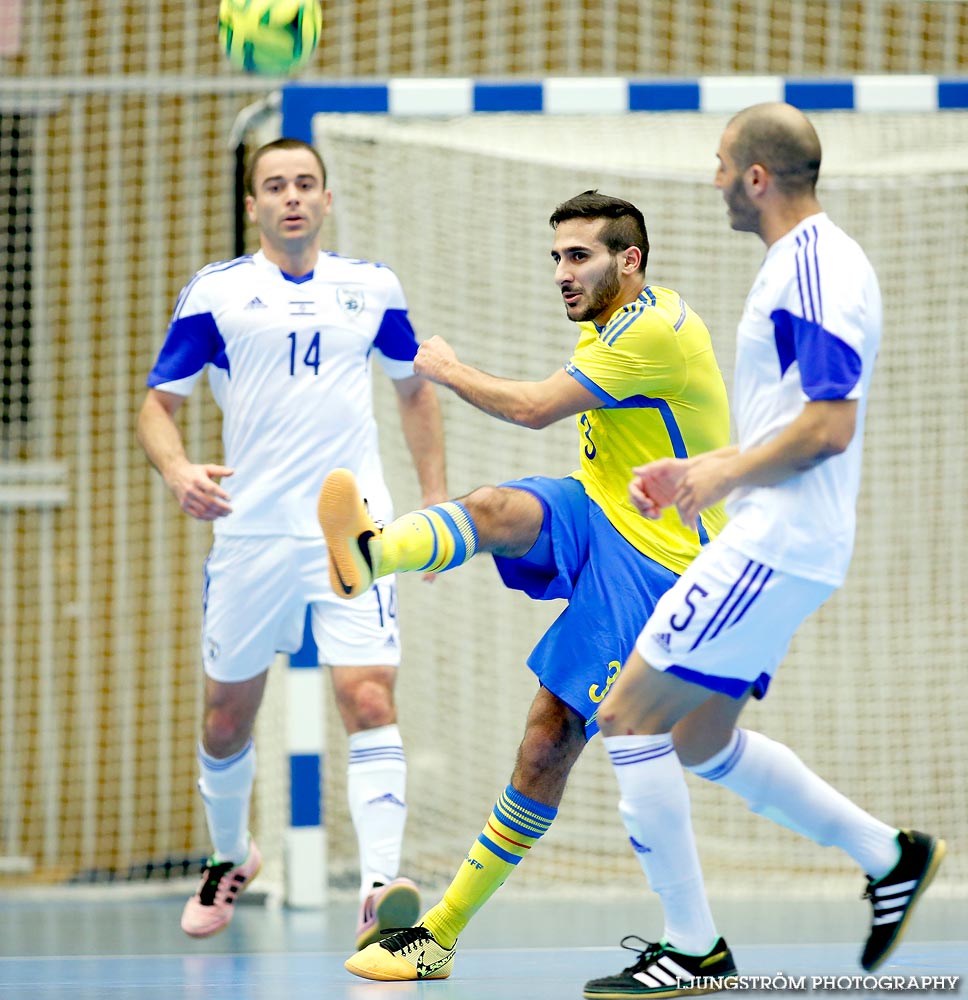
[718,213,882,587]
[148,249,417,537]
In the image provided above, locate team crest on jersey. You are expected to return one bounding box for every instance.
[336,286,365,317]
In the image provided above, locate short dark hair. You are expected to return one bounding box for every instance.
[244,138,327,196]
[727,105,821,195]
[549,190,649,272]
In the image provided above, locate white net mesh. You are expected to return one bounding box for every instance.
[313,111,968,897]
[1,0,966,901]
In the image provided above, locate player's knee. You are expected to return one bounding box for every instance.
[597,711,620,737]
[202,707,251,758]
[516,715,584,781]
[343,678,396,730]
[463,485,540,555]
[462,485,506,525]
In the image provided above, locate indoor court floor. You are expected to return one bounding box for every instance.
[0,889,963,1000]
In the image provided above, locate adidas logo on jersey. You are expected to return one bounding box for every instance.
[244,296,268,309]
[653,632,672,651]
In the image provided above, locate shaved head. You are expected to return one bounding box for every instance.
[724,103,821,195]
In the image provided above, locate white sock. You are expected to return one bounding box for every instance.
[688,729,900,878]
[347,723,408,898]
[197,739,256,864]
[603,733,719,955]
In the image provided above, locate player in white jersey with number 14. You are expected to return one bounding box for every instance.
[137,138,446,946]
[584,104,945,999]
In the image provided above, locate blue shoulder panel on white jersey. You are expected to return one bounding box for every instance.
[374,308,418,362]
[147,311,229,387]
[771,308,862,400]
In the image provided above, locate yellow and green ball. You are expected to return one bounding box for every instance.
[219,0,322,75]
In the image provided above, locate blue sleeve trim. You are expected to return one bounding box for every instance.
[374,308,419,362]
[566,365,695,460]
[771,308,862,400]
[147,312,229,386]
[564,363,615,405]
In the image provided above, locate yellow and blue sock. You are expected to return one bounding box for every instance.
[420,785,556,948]
[379,501,478,575]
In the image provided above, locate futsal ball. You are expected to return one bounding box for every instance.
[218,0,322,75]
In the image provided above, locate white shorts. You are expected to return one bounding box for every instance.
[635,540,833,699]
[201,535,401,682]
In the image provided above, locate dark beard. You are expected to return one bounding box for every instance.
[573,261,623,322]
[727,176,760,234]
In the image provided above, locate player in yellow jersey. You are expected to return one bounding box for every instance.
[320,191,730,981]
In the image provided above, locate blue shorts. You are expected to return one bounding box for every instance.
[493,475,679,738]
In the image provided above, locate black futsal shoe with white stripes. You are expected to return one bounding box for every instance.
[861,829,946,971]
[583,936,738,998]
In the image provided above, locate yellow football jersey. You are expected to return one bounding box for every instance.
[566,285,730,574]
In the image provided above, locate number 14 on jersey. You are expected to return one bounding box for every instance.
[287,331,321,375]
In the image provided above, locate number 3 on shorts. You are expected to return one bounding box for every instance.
[669,583,708,632]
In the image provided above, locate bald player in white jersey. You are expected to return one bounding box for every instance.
[583,104,945,1000]
[137,138,446,946]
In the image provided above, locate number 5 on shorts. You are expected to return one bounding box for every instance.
[670,583,708,632]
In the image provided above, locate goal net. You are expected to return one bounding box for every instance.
[310,110,968,897]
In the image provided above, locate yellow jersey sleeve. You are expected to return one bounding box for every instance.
[566,286,730,574]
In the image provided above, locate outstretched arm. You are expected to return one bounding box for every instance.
[392,374,448,507]
[413,335,601,429]
[137,388,234,521]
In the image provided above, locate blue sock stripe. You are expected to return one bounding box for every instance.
[425,504,465,570]
[415,511,441,573]
[433,501,478,568]
[477,833,523,866]
[198,738,253,771]
[607,743,675,766]
[443,501,479,554]
[501,785,558,829]
[349,747,406,764]
[694,729,746,782]
[494,799,552,839]
[433,504,466,567]
[502,783,557,821]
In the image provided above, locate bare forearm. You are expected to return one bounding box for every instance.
[437,360,549,428]
[397,382,448,504]
[653,402,856,530]
[137,395,189,486]
[137,390,233,520]
[724,403,855,491]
